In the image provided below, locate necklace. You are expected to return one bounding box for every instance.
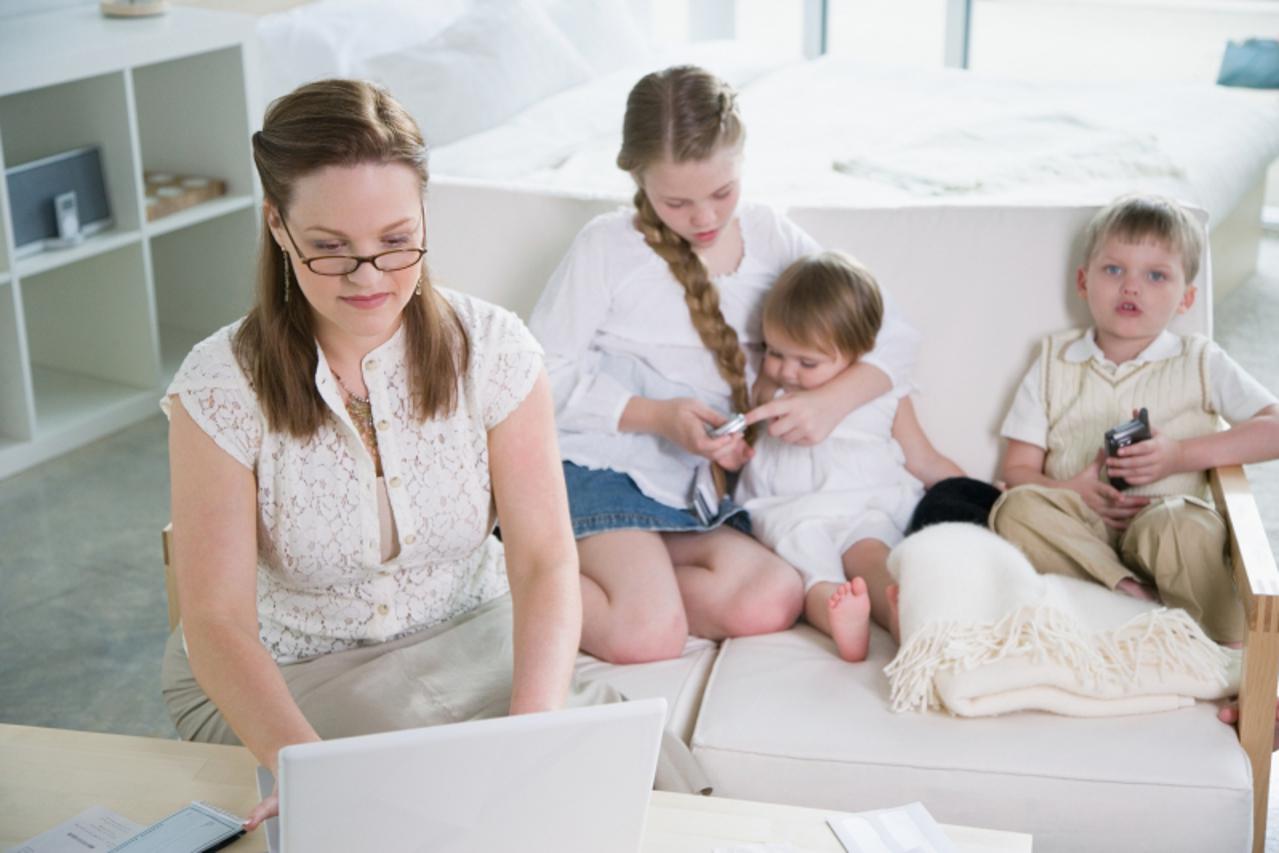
[333,371,380,470]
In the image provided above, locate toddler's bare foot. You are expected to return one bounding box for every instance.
[886,583,902,645]
[1116,577,1159,602]
[828,577,872,662]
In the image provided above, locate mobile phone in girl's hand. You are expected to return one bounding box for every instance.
[705,412,747,439]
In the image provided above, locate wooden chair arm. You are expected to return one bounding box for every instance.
[1209,464,1279,853]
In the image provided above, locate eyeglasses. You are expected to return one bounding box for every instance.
[280,206,427,276]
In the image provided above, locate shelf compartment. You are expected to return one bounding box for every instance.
[21,243,159,433]
[132,46,255,202]
[0,70,143,241]
[145,193,254,239]
[152,204,257,382]
[0,281,34,443]
[14,229,142,279]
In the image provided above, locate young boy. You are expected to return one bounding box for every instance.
[990,194,1279,646]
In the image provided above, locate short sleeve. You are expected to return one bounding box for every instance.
[1207,342,1279,424]
[455,295,545,429]
[999,354,1049,449]
[160,325,262,470]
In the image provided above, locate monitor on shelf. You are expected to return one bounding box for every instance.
[6,145,113,257]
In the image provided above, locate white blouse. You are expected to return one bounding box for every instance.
[528,202,920,509]
[163,289,543,664]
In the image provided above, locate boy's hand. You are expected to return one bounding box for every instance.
[1105,425,1183,487]
[1066,450,1150,530]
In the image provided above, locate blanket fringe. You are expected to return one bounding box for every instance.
[883,605,1230,714]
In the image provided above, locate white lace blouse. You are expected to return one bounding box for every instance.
[162,289,543,664]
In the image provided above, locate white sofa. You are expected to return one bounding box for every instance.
[426,179,1279,853]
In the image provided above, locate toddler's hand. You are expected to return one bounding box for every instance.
[1105,425,1183,488]
[1066,450,1150,530]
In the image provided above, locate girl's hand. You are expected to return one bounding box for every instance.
[244,783,279,831]
[659,397,740,459]
[709,434,754,472]
[1105,425,1183,488]
[1065,451,1150,530]
[744,385,845,446]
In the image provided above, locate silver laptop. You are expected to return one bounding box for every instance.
[257,698,666,853]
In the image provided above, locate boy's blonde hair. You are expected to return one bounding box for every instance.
[1082,195,1204,283]
[763,251,884,361]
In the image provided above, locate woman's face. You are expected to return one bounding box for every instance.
[641,144,742,250]
[268,161,425,352]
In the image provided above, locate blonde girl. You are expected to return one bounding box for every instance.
[736,251,963,662]
[529,67,921,663]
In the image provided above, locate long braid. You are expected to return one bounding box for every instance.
[633,190,751,417]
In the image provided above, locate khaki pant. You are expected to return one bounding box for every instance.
[162,595,709,793]
[989,485,1243,644]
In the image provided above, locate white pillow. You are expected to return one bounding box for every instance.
[365,0,594,147]
[541,0,654,76]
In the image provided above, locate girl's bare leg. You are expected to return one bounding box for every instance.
[662,525,804,641]
[577,529,688,664]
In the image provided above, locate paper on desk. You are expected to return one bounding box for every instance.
[826,802,957,853]
[6,805,143,853]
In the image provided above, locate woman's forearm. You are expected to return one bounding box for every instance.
[183,618,319,771]
[823,360,892,416]
[507,561,582,715]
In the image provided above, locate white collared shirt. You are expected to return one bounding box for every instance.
[1001,327,1277,448]
[163,289,542,663]
[528,203,920,508]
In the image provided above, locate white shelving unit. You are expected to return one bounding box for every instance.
[0,5,260,479]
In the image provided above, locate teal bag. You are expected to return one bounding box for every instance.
[1218,38,1279,89]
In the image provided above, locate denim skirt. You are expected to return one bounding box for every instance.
[563,461,751,540]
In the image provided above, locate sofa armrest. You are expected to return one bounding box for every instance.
[1209,464,1279,853]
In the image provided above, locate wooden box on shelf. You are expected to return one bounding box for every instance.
[144,171,227,222]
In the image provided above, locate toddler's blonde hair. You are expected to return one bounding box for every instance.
[763,251,883,361]
[1082,194,1204,283]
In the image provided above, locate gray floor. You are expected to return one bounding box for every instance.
[2,236,1279,839]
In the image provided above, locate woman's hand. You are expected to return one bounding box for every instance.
[709,434,753,471]
[244,783,279,831]
[1065,451,1150,530]
[1105,425,1183,488]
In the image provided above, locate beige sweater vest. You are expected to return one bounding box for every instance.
[1042,330,1217,499]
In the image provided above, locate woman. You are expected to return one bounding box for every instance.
[161,80,587,825]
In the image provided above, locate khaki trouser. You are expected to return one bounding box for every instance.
[162,595,709,793]
[989,485,1243,644]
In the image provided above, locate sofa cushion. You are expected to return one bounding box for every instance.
[575,637,718,744]
[692,625,1252,853]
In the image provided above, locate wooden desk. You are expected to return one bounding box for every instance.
[0,724,1031,852]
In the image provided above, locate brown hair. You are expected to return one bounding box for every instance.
[1082,194,1204,283]
[763,251,884,362]
[234,79,469,437]
[616,66,750,416]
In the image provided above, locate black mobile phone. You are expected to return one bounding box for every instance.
[1104,407,1151,491]
[107,802,245,853]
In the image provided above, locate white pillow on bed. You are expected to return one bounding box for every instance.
[541,0,654,76]
[365,0,594,147]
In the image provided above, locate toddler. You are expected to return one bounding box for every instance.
[735,251,963,661]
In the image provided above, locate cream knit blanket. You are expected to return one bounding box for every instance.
[884,523,1238,717]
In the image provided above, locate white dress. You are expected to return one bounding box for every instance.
[529,202,920,511]
[162,289,542,664]
[736,390,924,590]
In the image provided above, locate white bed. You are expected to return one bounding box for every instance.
[251,0,1279,298]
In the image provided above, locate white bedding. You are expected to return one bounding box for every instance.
[432,55,1279,226]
